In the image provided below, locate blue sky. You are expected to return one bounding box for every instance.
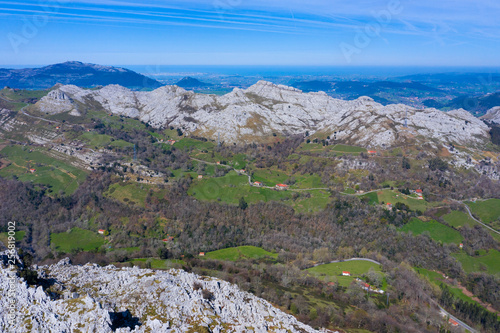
[1,0,499,66]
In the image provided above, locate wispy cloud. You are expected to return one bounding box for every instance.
[1,0,499,66]
[2,0,499,40]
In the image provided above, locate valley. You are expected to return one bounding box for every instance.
[0,75,499,333]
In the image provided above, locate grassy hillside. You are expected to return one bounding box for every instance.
[416,268,479,303]
[204,246,277,261]
[466,199,500,224]
[105,182,167,207]
[0,145,88,195]
[50,227,106,253]
[188,171,291,204]
[452,249,500,275]
[0,231,25,247]
[442,210,476,228]
[377,189,430,212]
[307,260,383,288]
[400,218,463,244]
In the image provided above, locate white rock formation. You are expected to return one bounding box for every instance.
[36,81,491,148]
[0,256,318,333]
[36,88,79,115]
[481,106,500,125]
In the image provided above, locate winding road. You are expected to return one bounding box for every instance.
[456,200,500,235]
[311,257,382,268]
[311,258,478,332]
[432,300,478,333]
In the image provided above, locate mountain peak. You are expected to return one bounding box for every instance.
[0,62,162,89]
[43,81,490,149]
[176,76,211,88]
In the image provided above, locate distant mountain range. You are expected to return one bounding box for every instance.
[398,72,500,85]
[290,79,447,106]
[424,92,500,113]
[292,80,440,94]
[0,61,162,90]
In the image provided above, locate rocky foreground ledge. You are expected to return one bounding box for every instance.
[0,255,319,332]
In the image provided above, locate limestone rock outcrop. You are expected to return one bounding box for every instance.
[0,255,318,332]
[35,81,492,148]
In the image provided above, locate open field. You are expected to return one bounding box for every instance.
[330,144,367,153]
[452,249,500,275]
[105,182,166,207]
[416,268,477,304]
[443,210,500,242]
[0,145,88,195]
[307,260,382,277]
[360,192,379,205]
[0,231,25,247]
[252,168,325,189]
[173,138,215,151]
[252,168,289,187]
[204,246,277,261]
[188,171,330,212]
[400,218,463,244]
[79,132,113,147]
[0,88,48,111]
[231,153,247,169]
[109,139,134,148]
[466,199,500,224]
[188,171,291,204]
[296,142,366,155]
[292,190,332,213]
[128,258,186,269]
[442,210,476,228]
[50,227,105,253]
[307,260,383,287]
[377,189,430,212]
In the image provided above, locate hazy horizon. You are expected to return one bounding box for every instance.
[3,63,500,79]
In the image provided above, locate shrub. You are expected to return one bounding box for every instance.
[202,288,214,300]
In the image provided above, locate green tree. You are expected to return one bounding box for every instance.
[402,156,411,169]
[238,197,248,210]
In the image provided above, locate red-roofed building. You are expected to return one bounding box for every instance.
[29,168,36,173]
[386,203,393,209]
[199,252,205,256]
[416,189,423,194]
[275,184,289,190]
[367,150,377,154]
[98,229,106,235]
[342,271,351,276]
[448,318,459,327]
[163,235,174,242]
[253,181,263,187]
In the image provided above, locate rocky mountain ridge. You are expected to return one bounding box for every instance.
[0,254,319,333]
[35,80,493,148]
[481,106,500,125]
[0,61,162,90]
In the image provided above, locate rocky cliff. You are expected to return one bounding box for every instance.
[0,255,319,333]
[36,81,491,148]
[481,106,500,125]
